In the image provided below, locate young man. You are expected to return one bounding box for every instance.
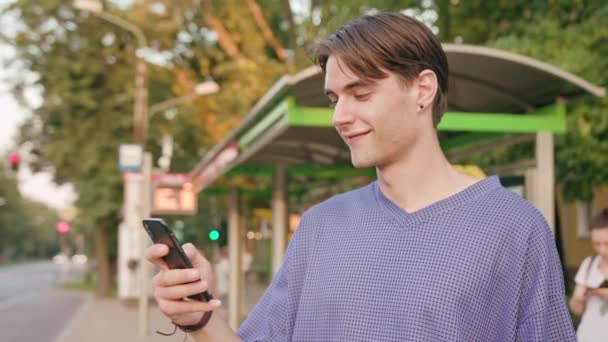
[146,13,575,341]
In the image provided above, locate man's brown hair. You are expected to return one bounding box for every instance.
[312,13,449,126]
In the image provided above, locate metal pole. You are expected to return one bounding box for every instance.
[78,6,153,335]
[133,59,149,144]
[99,11,148,49]
[535,132,555,233]
[138,152,152,336]
[228,189,242,329]
[272,164,287,275]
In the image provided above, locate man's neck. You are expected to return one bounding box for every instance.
[376,132,478,213]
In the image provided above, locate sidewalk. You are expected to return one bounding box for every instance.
[57,296,183,342]
[56,278,268,342]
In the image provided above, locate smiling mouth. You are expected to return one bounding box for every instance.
[344,131,370,143]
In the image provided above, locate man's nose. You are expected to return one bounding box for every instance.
[332,99,355,128]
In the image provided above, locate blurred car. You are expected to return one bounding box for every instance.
[52,253,68,265]
[71,254,88,265]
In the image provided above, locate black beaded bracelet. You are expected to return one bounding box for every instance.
[156,311,213,337]
[175,311,213,333]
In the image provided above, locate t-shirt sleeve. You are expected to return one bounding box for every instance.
[237,213,314,341]
[574,256,592,286]
[515,216,576,341]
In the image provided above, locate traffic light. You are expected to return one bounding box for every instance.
[208,221,227,246]
[8,152,20,172]
[56,220,71,234]
[208,229,220,241]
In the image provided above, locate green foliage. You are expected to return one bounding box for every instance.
[0,167,59,260]
[2,0,152,274]
[556,97,608,201]
[402,0,608,202]
[487,3,608,201]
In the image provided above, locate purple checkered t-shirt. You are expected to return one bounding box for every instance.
[238,176,575,341]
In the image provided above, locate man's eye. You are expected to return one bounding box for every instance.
[329,98,338,108]
[354,93,371,101]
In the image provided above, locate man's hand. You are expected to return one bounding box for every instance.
[146,243,223,326]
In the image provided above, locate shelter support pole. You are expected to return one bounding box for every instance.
[534,132,556,233]
[228,189,242,329]
[272,164,288,275]
[524,169,536,207]
[138,152,152,336]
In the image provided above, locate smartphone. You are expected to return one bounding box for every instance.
[142,218,212,302]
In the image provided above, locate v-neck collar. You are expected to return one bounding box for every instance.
[373,176,502,228]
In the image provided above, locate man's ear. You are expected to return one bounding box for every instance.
[416,69,438,111]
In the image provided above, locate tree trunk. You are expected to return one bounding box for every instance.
[282,0,297,67]
[94,225,111,298]
[436,0,451,42]
[246,0,287,62]
[200,0,242,59]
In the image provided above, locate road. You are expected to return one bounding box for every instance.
[0,261,87,342]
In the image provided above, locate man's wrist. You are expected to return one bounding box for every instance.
[175,312,213,333]
[189,311,241,342]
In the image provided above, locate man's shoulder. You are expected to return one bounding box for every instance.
[303,182,376,218]
[492,187,546,224]
[471,185,549,235]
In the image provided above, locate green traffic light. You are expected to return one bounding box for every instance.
[209,230,220,241]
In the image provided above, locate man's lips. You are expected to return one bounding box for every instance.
[343,130,371,143]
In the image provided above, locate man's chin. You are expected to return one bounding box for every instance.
[350,156,375,169]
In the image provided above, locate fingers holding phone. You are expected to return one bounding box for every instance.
[145,243,170,271]
[182,243,218,293]
[147,243,222,325]
[142,218,222,328]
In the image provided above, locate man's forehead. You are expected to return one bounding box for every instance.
[324,55,360,89]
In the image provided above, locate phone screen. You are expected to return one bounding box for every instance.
[142,218,212,302]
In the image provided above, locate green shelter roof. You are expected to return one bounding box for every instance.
[190,44,605,191]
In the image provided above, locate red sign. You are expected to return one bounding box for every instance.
[152,182,197,215]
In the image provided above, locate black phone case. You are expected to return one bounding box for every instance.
[142,218,212,302]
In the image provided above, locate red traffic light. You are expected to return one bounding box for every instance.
[9,152,20,171]
[9,152,20,164]
[56,220,70,234]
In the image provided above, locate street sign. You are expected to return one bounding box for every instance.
[118,144,143,172]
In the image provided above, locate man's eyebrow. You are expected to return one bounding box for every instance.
[324,80,374,96]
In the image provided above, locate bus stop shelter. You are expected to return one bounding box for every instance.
[189,44,606,327]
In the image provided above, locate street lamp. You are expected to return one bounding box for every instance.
[151,80,221,171]
[73,3,221,337]
[73,0,149,144]
[149,79,220,117]
[73,0,151,337]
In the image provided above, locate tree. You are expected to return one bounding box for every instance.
[2,0,147,297]
[0,165,59,261]
[444,1,608,201]
[1,0,292,296]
